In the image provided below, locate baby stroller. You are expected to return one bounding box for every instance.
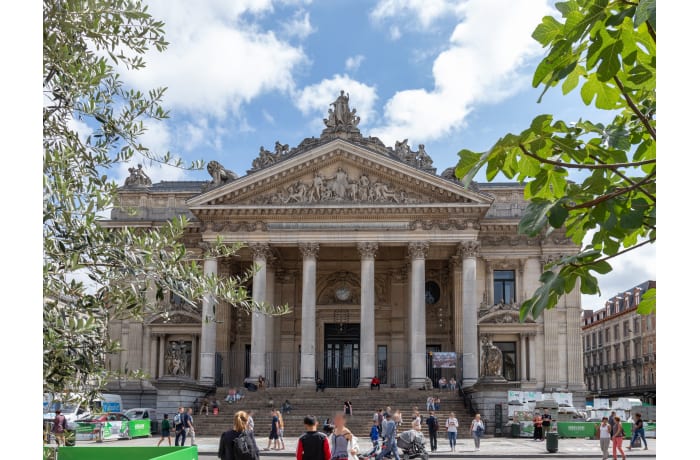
[397,430,429,460]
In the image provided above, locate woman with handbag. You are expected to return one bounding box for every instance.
[611,416,626,460]
[470,414,485,452]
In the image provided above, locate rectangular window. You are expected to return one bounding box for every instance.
[605,328,610,342]
[592,333,597,349]
[598,330,603,347]
[494,341,517,381]
[377,345,388,384]
[624,343,630,361]
[493,270,516,304]
[614,325,620,340]
[648,341,654,354]
[606,349,610,364]
[633,318,640,334]
[646,316,653,330]
[634,341,641,357]
[623,321,629,337]
[586,335,590,350]
[614,347,619,362]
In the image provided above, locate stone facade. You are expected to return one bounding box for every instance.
[105,92,585,407]
[581,280,656,404]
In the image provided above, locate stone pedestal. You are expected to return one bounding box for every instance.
[153,378,213,419]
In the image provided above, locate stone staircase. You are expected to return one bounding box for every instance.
[193,387,474,439]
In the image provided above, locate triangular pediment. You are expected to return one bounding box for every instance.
[187,139,493,210]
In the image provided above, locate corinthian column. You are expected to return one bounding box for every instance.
[249,243,271,380]
[358,242,379,388]
[299,243,320,388]
[408,242,429,388]
[199,248,218,386]
[459,240,480,387]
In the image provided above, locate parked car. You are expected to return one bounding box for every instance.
[124,408,159,434]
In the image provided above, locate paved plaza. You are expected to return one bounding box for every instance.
[61,435,656,458]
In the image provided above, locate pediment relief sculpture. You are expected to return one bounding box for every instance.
[251,167,423,205]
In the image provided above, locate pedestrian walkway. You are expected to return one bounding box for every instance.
[66,435,656,457]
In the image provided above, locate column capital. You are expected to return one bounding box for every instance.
[457,240,480,259]
[299,242,320,259]
[357,242,379,259]
[449,255,462,271]
[407,241,429,260]
[249,242,272,261]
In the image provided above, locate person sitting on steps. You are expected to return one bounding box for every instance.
[370,376,381,390]
[316,378,325,392]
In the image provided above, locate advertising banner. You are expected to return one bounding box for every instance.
[125,419,151,439]
[56,446,198,460]
[552,392,573,406]
[507,390,523,403]
[431,352,457,368]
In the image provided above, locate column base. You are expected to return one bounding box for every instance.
[357,378,372,389]
[300,377,317,389]
[198,377,215,386]
[461,378,478,389]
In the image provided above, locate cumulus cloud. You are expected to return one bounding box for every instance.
[345,55,365,72]
[295,74,378,126]
[119,0,307,118]
[371,0,459,31]
[370,0,551,144]
[281,10,315,39]
[389,25,401,41]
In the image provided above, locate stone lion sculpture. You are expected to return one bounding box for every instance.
[207,160,238,185]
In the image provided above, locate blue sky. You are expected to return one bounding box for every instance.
[79,0,654,308]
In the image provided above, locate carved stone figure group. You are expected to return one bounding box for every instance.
[263,168,413,204]
[124,164,152,187]
[251,141,291,171]
[324,90,360,129]
[393,140,434,170]
[206,160,238,186]
[165,340,191,377]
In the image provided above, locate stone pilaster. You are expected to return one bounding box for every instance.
[408,242,429,388]
[358,242,379,388]
[249,243,271,380]
[299,243,320,388]
[450,257,463,355]
[458,241,480,387]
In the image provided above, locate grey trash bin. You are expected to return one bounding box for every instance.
[546,432,558,453]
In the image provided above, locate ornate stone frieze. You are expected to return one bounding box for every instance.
[299,242,320,259]
[357,242,379,259]
[478,301,535,324]
[457,241,480,258]
[480,235,541,246]
[251,168,420,205]
[408,242,429,259]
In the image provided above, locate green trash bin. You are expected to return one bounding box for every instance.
[511,423,521,437]
[546,432,559,453]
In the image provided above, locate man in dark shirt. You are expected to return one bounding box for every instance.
[426,411,439,452]
[542,408,552,437]
[628,413,648,450]
[297,416,331,460]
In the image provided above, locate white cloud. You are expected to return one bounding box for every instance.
[281,10,315,40]
[370,0,551,144]
[262,109,275,124]
[67,117,93,142]
[371,0,459,30]
[389,25,401,41]
[295,74,378,126]
[345,54,365,72]
[119,0,307,118]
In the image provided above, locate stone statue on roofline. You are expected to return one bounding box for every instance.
[124,164,152,187]
[322,90,362,139]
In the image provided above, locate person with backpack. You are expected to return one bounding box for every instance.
[628,413,648,451]
[426,411,439,452]
[157,414,172,447]
[174,407,187,446]
[219,410,260,460]
[51,409,68,446]
[296,415,331,460]
[611,416,626,460]
[471,413,485,452]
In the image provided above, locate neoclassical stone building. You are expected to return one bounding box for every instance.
[105,92,585,409]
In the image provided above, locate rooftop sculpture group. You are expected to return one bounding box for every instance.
[123,164,152,187]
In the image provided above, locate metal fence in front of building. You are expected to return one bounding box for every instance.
[218,350,462,389]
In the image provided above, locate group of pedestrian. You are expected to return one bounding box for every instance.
[436,376,458,391]
[157,406,196,447]
[425,395,441,411]
[597,412,648,460]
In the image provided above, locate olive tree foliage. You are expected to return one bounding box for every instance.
[43,0,284,397]
[457,0,655,319]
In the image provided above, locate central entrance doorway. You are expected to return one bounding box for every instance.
[324,323,360,388]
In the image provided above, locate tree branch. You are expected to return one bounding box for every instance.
[518,144,655,170]
[589,154,656,203]
[646,20,656,42]
[572,238,655,268]
[613,76,656,140]
[564,170,655,210]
